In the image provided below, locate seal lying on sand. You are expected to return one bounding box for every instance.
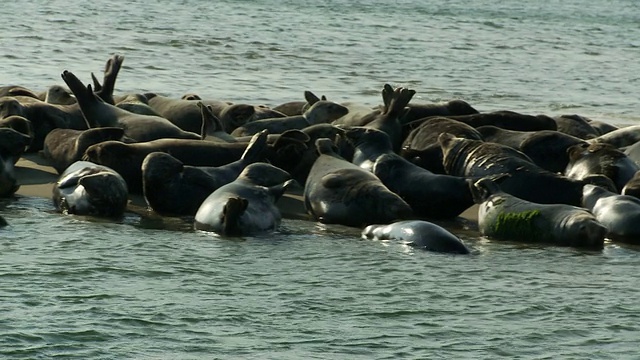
[565,143,639,192]
[61,70,203,142]
[142,130,269,216]
[439,133,616,206]
[471,178,606,248]
[43,127,130,174]
[230,99,348,137]
[362,220,470,254]
[53,161,128,217]
[401,117,483,174]
[582,184,640,244]
[194,163,294,236]
[304,138,412,227]
[346,126,475,219]
[622,170,640,199]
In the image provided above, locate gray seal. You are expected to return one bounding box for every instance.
[53,161,128,217]
[303,138,412,227]
[194,163,294,236]
[142,130,269,216]
[471,177,606,248]
[362,220,470,254]
[565,143,640,193]
[582,184,640,244]
[43,127,129,174]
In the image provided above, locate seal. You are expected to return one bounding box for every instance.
[582,184,640,243]
[443,111,557,132]
[0,115,34,152]
[471,177,606,248]
[438,133,617,206]
[345,126,475,219]
[565,142,640,192]
[42,127,129,174]
[272,91,325,116]
[553,114,600,140]
[52,161,128,217]
[477,126,587,173]
[114,94,162,117]
[83,131,307,194]
[362,220,470,254]
[360,85,416,153]
[146,93,286,134]
[0,215,6,227]
[622,170,640,199]
[587,124,640,149]
[303,138,412,227]
[61,70,203,142]
[0,127,31,197]
[193,163,295,236]
[230,99,348,137]
[142,130,269,216]
[401,117,483,174]
[587,120,618,136]
[43,85,76,105]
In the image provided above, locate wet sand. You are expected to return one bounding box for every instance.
[14,153,479,227]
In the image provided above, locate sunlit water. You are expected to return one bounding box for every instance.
[1,0,640,358]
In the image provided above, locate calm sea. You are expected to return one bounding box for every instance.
[1,0,640,358]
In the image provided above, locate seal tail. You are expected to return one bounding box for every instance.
[382,84,416,119]
[95,54,124,105]
[240,129,269,163]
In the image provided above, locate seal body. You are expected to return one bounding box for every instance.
[194,163,294,236]
[582,184,640,243]
[0,128,31,197]
[565,143,640,192]
[304,138,412,227]
[53,161,128,217]
[142,131,269,216]
[471,178,606,248]
[362,220,470,254]
[43,127,128,174]
[439,133,615,206]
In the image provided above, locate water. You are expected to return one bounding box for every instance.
[2,0,640,358]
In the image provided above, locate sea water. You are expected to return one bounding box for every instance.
[1,0,640,358]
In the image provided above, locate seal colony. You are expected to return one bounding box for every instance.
[3,54,640,250]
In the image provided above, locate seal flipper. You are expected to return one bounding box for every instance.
[267,179,297,201]
[240,129,269,163]
[221,197,249,236]
[95,54,124,105]
[61,71,102,128]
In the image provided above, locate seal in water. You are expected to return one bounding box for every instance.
[303,138,412,227]
[53,161,128,217]
[193,163,295,236]
[0,127,32,197]
[582,184,640,244]
[142,130,269,216]
[362,220,470,254]
[471,177,606,248]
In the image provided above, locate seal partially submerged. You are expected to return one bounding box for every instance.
[53,161,128,217]
[362,220,470,254]
[142,130,269,216]
[194,163,294,236]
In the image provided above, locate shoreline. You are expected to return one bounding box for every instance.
[14,153,480,231]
